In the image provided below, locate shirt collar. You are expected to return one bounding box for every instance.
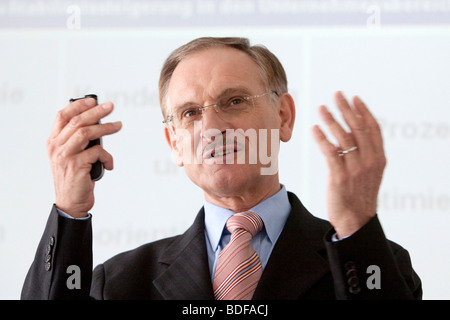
[204,184,291,252]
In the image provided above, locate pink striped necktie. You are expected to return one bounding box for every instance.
[213,211,264,300]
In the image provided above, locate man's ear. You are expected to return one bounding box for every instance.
[164,126,184,167]
[278,93,296,142]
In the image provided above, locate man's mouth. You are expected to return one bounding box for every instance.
[210,146,237,158]
[203,143,243,162]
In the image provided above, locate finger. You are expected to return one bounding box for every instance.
[334,91,363,132]
[311,124,344,172]
[318,105,359,160]
[353,96,384,155]
[57,102,115,145]
[334,91,373,156]
[62,121,122,156]
[50,98,97,139]
[78,145,115,171]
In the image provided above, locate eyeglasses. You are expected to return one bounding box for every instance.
[163,90,278,130]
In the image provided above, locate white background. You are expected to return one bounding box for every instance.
[0,0,449,299]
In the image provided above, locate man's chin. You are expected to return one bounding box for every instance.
[190,164,264,191]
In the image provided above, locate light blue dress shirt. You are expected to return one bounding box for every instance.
[203,185,291,280]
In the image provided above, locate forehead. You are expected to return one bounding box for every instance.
[166,47,264,109]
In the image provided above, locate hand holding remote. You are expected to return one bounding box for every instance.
[46,95,122,218]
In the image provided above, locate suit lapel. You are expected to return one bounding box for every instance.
[253,192,331,299]
[153,209,214,300]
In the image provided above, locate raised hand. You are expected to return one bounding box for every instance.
[46,97,122,218]
[312,91,386,238]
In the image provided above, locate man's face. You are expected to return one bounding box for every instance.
[164,46,292,200]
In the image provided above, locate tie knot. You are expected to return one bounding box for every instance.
[226,211,263,237]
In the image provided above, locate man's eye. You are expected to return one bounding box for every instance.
[229,97,245,105]
[182,109,199,118]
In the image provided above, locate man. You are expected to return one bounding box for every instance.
[21,37,421,299]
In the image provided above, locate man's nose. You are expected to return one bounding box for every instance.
[201,106,227,137]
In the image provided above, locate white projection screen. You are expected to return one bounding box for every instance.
[1,0,449,299]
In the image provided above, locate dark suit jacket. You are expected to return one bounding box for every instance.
[21,192,422,299]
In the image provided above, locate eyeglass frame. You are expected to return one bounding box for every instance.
[162,90,279,130]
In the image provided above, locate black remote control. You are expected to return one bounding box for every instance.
[69,94,104,181]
